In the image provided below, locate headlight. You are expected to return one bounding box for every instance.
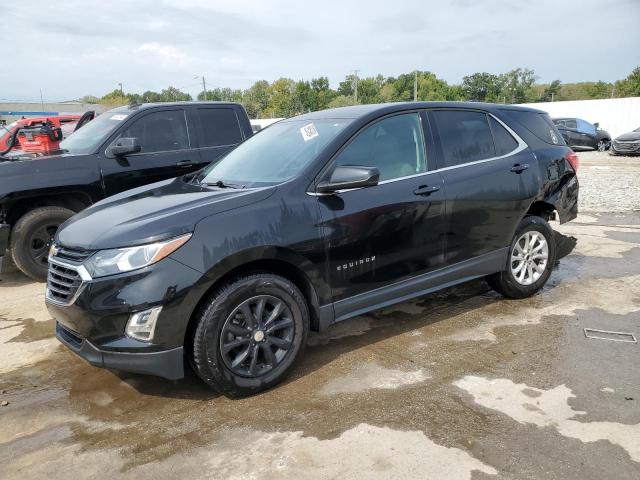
[84,233,192,278]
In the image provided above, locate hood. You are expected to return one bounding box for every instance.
[56,177,276,250]
[0,152,96,199]
[614,131,640,142]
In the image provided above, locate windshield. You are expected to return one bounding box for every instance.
[198,119,351,187]
[1,121,18,141]
[59,111,130,154]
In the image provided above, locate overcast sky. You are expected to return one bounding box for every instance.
[1,0,639,102]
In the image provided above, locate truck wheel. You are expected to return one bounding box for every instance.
[10,206,74,282]
[486,216,557,299]
[191,273,309,397]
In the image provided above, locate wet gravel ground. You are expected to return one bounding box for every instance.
[1,152,639,479]
[577,150,640,212]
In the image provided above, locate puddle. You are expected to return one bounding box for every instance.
[320,363,429,395]
[1,424,497,479]
[454,376,640,462]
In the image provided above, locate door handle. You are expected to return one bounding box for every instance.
[413,185,441,196]
[510,163,529,173]
[176,160,195,167]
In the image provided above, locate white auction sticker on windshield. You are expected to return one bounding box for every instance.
[300,123,319,142]
[109,114,128,121]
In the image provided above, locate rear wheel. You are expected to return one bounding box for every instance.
[191,273,309,397]
[487,216,556,299]
[10,206,74,282]
[597,139,610,151]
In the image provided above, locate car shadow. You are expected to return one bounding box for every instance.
[120,278,503,400]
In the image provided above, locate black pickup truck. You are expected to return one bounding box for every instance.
[0,102,252,281]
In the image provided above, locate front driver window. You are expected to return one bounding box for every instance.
[119,110,190,154]
[334,113,427,182]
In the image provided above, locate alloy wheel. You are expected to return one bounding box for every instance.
[30,223,58,267]
[219,295,295,377]
[511,231,549,286]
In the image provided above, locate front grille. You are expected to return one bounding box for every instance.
[55,246,94,263]
[612,141,640,153]
[46,259,87,306]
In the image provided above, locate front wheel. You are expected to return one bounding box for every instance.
[10,206,74,282]
[487,216,557,299]
[597,139,610,152]
[191,273,309,397]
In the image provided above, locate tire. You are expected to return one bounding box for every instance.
[486,216,557,299]
[191,273,309,397]
[597,139,610,152]
[10,206,74,282]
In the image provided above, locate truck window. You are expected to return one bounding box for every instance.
[432,110,495,167]
[121,110,190,154]
[197,108,242,147]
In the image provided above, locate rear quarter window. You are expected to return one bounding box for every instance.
[488,117,519,156]
[502,110,566,146]
[197,108,243,147]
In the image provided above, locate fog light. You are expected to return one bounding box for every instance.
[125,307,162,342]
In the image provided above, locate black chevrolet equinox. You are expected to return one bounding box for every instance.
[47,102,579,396]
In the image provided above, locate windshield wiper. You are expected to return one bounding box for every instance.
[201,179,244,189]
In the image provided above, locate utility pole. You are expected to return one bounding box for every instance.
[611,85,615,99]
[551,92,554,102]
[202,76,207,101]
[414,71,418,101]
[353,69,359,103]
[118,83,124,105]
[39,89,45,112]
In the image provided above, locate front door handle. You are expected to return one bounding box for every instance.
[510,163,529,173]
[177,160,195,167]
[413,185,441,196]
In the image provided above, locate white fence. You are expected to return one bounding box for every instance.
[518,97,640,139]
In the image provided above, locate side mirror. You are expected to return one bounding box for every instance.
[316,165,379,194]
[107,137,141,157]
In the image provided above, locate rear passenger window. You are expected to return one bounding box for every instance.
[432,110,495,167]
[489,117,519,156]
[334,113,426,182]
[198,108,242,147]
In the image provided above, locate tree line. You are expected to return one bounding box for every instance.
[82,66,640,119]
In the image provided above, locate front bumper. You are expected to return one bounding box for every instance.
[46,255,207,380]
[56,321,184,379]
[611,142,640,156]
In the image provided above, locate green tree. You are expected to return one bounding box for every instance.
[310,76,336,110]
[242,80,270,118]
[614,66,640,97]
[327,95,359,108]
[461,72,502,102]
[537,80,562,102]
[141,90,162,103]
[498,68,536,103]
[265,78,297,117]
[159,86,192,102]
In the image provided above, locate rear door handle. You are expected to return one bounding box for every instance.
[413,185,441,196]
[510,163,529,173]
[176,160,195,167]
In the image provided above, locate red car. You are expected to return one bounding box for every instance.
[0,114,82,153]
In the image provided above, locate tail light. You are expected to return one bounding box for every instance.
[566,151,579,173]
